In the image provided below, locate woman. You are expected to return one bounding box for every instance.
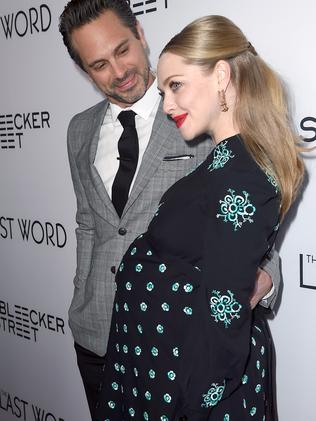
[95,15,304,420]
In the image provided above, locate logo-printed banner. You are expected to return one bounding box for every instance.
[0,1,315,420]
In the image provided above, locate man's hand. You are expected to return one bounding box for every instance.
[250,268,273,309]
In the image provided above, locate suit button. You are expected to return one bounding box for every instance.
[111,266,116,274]
[118,228,127,236]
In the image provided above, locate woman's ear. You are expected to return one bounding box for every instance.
[215,60,231,91]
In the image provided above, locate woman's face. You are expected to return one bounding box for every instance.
[157,52,220,141]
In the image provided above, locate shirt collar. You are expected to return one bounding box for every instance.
[109,77,159,123]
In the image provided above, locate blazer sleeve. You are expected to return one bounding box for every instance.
[67,116,95,287]
[183,163,279,413]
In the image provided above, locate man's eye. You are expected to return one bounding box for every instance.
[94,63,106,71]
[118,48,128,56]
[170,81,182,91]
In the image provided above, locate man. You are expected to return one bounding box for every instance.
[59,1,280,418]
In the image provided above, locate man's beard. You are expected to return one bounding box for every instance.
[105,66,150,105]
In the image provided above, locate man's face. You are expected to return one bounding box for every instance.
[71,10,154,108]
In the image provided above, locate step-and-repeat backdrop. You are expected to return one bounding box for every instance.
[0,1,315,420]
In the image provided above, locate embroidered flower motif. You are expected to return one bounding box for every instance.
[149,369,156,379]
[133,387,138,397]
[208,141,235,172]
[143,412,149,420]
[160,416,168,421]
[120,365,125,374]
[123,345,128,354]
[250,407,257,416]
[129,408,135,417]
[201,382,225,408]
[146,282,154,291]
[125,282,132,291]
[123,324,128,333]
[161,302,170,311]
[137,324,143,334]
[147,250,153,256]
[134,367,138,377]
[172,347,179,357]
[242,374,248,384]
[217,189,256,231]
[167,371,176,381]
[136,263,143,272]
[112,382,119,391]
[108,401,115,409]
[156,324,164,333]
[119,263,124,272]
[164,393,172,403]
[145,391,151,400]
[151,347,159,357]
[210,290,242,328]
[131,247,137,255]
[265,170,279,193]
[140,302,148,311]
[159,263,167,273]
[124,302,129,312]
[184,283,193,293]
[172,282,180,292]
[114,363,120,372]
[224,414,230,421]
[183,307,193,316]
[255,384,262,393]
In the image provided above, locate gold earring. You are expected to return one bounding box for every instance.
[218,89,229,112]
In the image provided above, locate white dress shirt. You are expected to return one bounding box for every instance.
[94,78,160,199]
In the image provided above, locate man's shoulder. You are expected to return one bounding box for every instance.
[69,99,108,126]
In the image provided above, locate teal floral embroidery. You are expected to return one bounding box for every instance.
[137,324,143,334]
[112,382,119,391]
[255,384,262,393]
[140,302,148,311]
[146,282,154,291]
[120,365,125,374]
[261,346,265,355]
[183,307,193,316]
[210,290,242,327]
[161,302,170,311]
[167,371,176,381]
[123,345,128,354]
[160,416,168,421]
[172,347,179,357]
[256,360,260,370]
[242,374,248,384]
[132,388,138,397]
[265,170,279,193]
[134,367,138,377]
[201,382,225,408]
[156,324,164,333]
[129,408,135,417]
[124,302,129,312]
[164,394,172,403]
[149,369,156,379]
[262,369,265,378]
[243,398,247,408]
[217,189,256,231]
[119,262,124,272]
[251,336,256,346]
[115,303,119,312]
[115,343,119,352]
[108,401,115,409]
[114,363,120,372]
[208,141,235,172]
[143,412,149,420]
[159,263,167,273]
[184,283,193,293]
[123,324,128,333]
[135,346,142,356]
[172,282,180,292]
[147,250,153,256]
[250,407,257,416]
[125,282,132,290]
[145,391,151,400]
[254,325,262,333]
[131,247,137,255]
[224,414,230,421]
[151,347,159,357]
[136,264,143,272]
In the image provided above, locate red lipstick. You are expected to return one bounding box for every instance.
[173,113,188,128]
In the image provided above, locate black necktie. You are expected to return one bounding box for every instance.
[112,110,139,217]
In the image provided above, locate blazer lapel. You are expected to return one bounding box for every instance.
[121,101,172,218]
[88,101,120,224]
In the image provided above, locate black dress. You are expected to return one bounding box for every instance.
[95,135,280,421]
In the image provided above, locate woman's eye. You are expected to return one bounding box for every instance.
[170,81,182,91]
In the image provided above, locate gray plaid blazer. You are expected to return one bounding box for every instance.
[67,99,280,356]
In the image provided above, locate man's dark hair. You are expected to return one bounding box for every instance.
[59,0,138,70]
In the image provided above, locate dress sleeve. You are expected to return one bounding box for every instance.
[182,155,279,414]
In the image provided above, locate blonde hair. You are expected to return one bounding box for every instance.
[161,15,305,218]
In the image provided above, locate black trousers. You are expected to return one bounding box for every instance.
[74,342,106,421]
